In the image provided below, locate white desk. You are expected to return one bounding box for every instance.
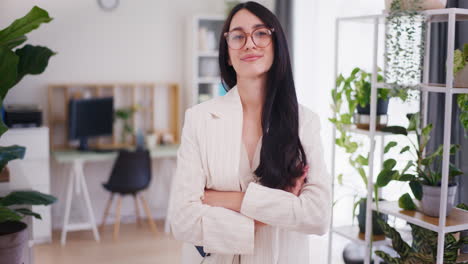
[52,145,179,245]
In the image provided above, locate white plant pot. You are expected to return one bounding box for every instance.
[385,0,447,11]
[454,65,468,88]
[421,184,457,217]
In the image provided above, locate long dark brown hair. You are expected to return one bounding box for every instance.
[219,1,307,190]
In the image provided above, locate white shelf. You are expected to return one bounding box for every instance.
[343,125,392,137]
[337,8,468,24]
[372,201,468,233]
[332,225,388,246]
[376,82,468,94]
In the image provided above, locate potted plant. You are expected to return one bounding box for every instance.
[376,113,465,217]
[454,43,468,88]
[375,218,468,264]
[332,67,393,130]
[0,6,57,264]
[114,104,140,145]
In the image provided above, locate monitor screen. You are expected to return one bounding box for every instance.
[68,97,114,147]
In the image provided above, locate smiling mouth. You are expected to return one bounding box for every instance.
[241,55,263,62]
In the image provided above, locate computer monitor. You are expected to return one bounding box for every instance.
[68,97,114,151]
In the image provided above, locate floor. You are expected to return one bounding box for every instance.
[34,220,182,264]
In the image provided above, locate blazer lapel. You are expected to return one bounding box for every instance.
[204,86,244,191]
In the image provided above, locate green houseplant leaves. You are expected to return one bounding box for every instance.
[0,6,57,226]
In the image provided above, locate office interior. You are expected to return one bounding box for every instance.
[0,0,467,264]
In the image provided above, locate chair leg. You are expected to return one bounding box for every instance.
[139,194,158,235]
[113,195,122,241]
[100,193,114,231]
[133,194,142,226]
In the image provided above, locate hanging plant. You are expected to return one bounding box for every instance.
[384,0,426,100]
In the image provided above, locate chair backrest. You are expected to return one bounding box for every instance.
[106,150,152,193]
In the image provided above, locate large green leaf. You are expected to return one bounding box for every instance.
[0,190,57,207]
[382,126,408,136]
[384,141,397,153]
[5,36,27,50]
[14,208,41,219]
[0,6,52,45]
[0,145,26,172]
[0,205,21,223]
[14,44,56,87]
[377,169,394,187]
[409,180,423,200]
[383,158,397,170]
[0,46,19,97]
[399,193,417,210]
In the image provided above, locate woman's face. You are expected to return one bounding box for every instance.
[227,9,274,80]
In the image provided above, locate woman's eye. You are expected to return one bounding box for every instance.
[232,35,245,41]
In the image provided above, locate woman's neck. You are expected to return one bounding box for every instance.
[237,75,266,114]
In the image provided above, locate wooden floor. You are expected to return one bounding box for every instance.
[35,220,182,264]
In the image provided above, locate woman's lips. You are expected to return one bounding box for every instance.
[241,55,263,62]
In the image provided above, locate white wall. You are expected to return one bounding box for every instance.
[0,0,274,232]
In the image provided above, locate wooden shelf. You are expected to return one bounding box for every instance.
[373,201,468,233]
[332,225,388,246]
[48,82,180,150]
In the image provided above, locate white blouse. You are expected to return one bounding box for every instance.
[167,86,331,264]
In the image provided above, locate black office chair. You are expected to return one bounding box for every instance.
[100,150,158,240]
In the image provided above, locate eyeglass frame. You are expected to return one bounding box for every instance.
[223,27,275,50]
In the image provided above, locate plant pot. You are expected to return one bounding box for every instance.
[356,98,389,115]
[0,221,28,264]
[454,65,468,88]
[353,114,388,130]
[384,0,447,11]
[421,184,457,217]
[461,230,468,254]
[357,199,388,235]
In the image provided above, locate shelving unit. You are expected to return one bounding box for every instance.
[328,8,468,264]
[47,82,180,150]
[186,15,227,106]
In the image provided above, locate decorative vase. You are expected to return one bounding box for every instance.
[0,221,28,264]
[454,65,468,88]
[421,184,457,217]
[356,98,389,115]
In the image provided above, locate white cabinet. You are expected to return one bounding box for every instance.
[186,15,226,106]
[0,127,51,243]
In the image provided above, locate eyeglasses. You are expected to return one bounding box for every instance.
[223,27,275,50]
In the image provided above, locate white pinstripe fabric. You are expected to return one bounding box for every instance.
[167,86,331,264]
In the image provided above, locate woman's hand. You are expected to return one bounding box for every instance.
[285,165,309,196]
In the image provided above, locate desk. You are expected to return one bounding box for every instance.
[52,145,179,245]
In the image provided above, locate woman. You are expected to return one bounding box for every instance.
[168,2,331,263]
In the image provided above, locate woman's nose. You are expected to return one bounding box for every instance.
[243,34,256,50]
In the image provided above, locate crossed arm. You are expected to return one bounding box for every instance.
[201,166,309,228]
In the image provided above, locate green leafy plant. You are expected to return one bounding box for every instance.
[375,219,468,264]
[375,113,464,210]
[0,191,56,223]
[385,0,426,93]
[454,43,468,75]
[0,6,57,226]
[115,104,140,144]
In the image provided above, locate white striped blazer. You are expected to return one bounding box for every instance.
[167,86,331,264]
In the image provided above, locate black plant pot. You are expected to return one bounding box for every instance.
[357,199,388,236]
[0,221,28,264]
[356,98,389,115]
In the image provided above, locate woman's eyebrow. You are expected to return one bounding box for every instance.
[229,24,266,31]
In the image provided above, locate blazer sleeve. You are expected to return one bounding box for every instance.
[168,108,255,255]
[239,112,331,235]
